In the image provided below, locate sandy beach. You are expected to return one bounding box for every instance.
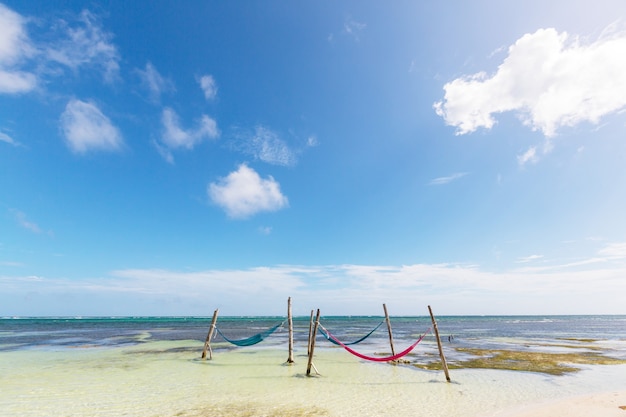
[495,391,626,417]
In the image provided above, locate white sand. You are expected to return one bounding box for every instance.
[495,391,626,417]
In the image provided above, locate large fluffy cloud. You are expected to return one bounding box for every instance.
[434,27,626,137]
[208,163,289,219]
[60,99,124,153]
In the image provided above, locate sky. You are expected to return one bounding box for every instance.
[2,1,626,317]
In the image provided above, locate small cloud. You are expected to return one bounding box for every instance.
[258,226,272,235]
[516,254,544,263]
[208,163,289,219]
[45,10,120,83]
[0,3,37,94]
[0,261,23,267]
[428,172,468,185]
[344,16,366,41]
[159,108,219,160]
[60,99,124,154]
[137,62,174,102]
[435,26,626,138]
[306,135,319,147]
[517,146,538,166]
[11,209,43,234]
[198,74,217,101]
[0,131,19,146]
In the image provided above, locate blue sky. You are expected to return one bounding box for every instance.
[2,1,626,316]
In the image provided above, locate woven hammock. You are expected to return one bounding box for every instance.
[215,322,282,347]
[321,325,430,362]
[318,321,384,346]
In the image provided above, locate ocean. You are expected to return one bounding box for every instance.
[1,315,625,416]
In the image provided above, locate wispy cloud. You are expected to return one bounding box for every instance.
[60,99,124,154]
[3,260,626,315]
[198,74,217,101]
[428,172,468,185]
[208,163,289,219]
[231,126,298,167]
[344,16,366,41]
[0,5,120,93]
[0,131,20,146]
[0,3,37,94]
[598,242,626,259]
[137,62,174,102]
[45,10,120,83]
[10,209,51,236]
[435,25,626,141]
[517,146,538,167]
[516,254,544,263]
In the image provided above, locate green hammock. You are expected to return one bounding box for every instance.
[318,321,384,346]
[215,322,283,347]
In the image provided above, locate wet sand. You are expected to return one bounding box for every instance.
[495,391,626,417]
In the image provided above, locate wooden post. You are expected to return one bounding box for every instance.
[383,303,396,357]
[307,309,314,356]
[286,297,294,363]
[306,309,321,376]
[201,309,219,360]
[428,305,451,382]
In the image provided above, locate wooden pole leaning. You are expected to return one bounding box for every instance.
[287,297,294,364]
[307,309,314,356]
[201,308,219,360]
[306,309,321,376]
[428,305,451,382]
[383,303,396,358]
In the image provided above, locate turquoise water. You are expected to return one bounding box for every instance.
[1,316,625,416]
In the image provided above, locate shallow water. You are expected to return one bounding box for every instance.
[1,341,625,417]
[1,316,625,416]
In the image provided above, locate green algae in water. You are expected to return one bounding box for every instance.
[415,347,626,375]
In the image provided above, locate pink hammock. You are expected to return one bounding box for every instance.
[322,326,430,362]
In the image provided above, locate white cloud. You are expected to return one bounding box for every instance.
[517,146,538,166]
[137,62,174,102]
[3,260,626,316]
[344,16,366,41]
[428,172,468,185]
[60,99,124,154]
[45,10,120,83]
[12,209,42,234]
[516,254,544,263]
[208,163,289,219]
[306,135,319,147]
[159,108,219,160]
[598,242,626,260]
[198,74,217,100]
[233,126,298,166]
[0,131,19,146]
[0,3,37,94]
[435,26,626,137]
